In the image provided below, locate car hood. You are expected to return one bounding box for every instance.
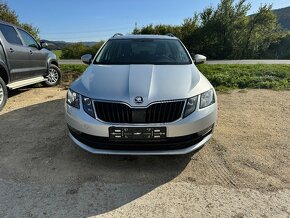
[70,64,210,106]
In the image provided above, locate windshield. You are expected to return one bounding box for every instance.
[94,39,192,65]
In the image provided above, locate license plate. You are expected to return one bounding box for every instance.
[109,127,166,140]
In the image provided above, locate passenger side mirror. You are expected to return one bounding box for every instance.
[81,54,93,65]
[40,42,48,49]
[194,54,207,64]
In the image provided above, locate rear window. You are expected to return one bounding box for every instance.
[94,39,192,65]
[0,24,22,45]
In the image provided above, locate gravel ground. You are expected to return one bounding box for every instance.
[0,87,289,218]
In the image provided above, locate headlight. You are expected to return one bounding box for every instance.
[82,96,95,118]
[66,89,80,108]
[183,96,198,118]
[200,89,215,109]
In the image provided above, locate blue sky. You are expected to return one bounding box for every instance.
[5,0,290,42]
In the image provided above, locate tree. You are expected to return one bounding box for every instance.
[241,4,281,58]
[132,0,283,60]
[61,41,105,59]
[0,1,39,39]
[0,1,18,24]
[197,0,251,59]
[133,24,181,38]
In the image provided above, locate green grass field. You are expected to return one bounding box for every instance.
[60,64,290,90]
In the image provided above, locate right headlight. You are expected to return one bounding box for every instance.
[200,89,215,109]
[66,89,80,109]
[82,96,95,118]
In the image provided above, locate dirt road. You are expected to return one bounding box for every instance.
[0,87,289,217]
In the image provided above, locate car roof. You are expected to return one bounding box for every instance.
[0,20,27,32]
[110,34,178,40]
[0,20,17,27]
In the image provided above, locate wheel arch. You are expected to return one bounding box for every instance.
[0,61,9,84]
[48,58,59,68]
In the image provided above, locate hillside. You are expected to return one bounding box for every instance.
[41,40,97,50]
[273,6,290,30]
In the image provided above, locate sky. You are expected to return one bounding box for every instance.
[5,0,290,42]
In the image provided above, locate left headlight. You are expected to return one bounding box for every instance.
[66,89,80,109]
[200,89,215,109]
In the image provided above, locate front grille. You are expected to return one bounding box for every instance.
[94,100,185,123]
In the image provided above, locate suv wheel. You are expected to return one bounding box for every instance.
[0,77,8,111]
[43,64,62,87]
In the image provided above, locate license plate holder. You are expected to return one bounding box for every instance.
[109,127,166,140]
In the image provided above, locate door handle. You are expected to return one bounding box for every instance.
[30,50,33,55]
[9,48,15,53]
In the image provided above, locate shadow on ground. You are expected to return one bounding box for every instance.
[0,99,192,216]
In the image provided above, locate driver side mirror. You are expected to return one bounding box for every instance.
[193,54,207,64]
[81,54,93,65]
[40,42,48,49]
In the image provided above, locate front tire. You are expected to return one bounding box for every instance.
[43,64,62,87]
[0,77,8,111]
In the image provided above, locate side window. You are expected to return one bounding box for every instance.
[17,29,39,49]
[0,24,22,45]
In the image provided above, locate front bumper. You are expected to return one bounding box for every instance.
[65,100,217,155]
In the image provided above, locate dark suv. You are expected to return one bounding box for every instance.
[0,20,61,110]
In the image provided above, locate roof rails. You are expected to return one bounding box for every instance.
[166,33,175,37]
[112,33,124,38]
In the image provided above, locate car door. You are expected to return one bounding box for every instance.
[0,23,31,81]
[17,28,48,78]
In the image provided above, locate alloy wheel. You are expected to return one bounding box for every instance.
[0,84,4,105]
[47,68,59,85]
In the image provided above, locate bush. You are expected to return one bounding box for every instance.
[61,41,104,59]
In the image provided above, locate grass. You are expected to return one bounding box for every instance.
[60,64,87,88]
[60,64,290,90]
[197,64,290,91]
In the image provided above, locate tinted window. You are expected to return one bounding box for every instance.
[94,39,192,65]
[0,24,22,45]
[18,29,39,49]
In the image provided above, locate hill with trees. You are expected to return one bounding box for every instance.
[273,6,290,31]
[133,0,289,59]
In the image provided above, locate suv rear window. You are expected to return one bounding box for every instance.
[0,24,22,45]
[94,39,192,65]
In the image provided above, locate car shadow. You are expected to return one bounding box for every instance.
[8,87,31,98]
[8,84,49,98]
[0,99,192,217]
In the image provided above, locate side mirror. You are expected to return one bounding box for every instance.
[194,54,207,64]
[81,54,93,65]
[40,42,48,49]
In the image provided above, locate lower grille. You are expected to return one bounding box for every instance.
[94,100,185,123]
[69,126,213,151]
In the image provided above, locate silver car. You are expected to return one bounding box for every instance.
[65,34,217,155]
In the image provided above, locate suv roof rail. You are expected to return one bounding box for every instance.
[165,33,175,37]
[112,33,124,38]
